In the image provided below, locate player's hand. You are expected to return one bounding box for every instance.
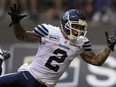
[105,31,116,51]
[0,48,11,60]
[8,4,27,27]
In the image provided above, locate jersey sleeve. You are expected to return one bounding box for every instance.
[82,40,92,51]
[33,24,49,37]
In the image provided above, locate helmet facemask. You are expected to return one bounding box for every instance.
[61,9,88,42]
[62,18,87,42]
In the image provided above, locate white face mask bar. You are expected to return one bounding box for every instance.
[65,19,87,41]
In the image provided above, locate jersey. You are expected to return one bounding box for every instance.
[18,24,91,87]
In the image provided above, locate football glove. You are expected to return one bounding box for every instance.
[8,4,27,27]
[0,48,11,60]
[105,31,116,51]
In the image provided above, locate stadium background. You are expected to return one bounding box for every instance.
[0,0,116,87]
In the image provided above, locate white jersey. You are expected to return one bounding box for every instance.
[18,24,91,87]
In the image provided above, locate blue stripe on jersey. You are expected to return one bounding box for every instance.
[33,24,48,37]
[40,25,49,35]
[83,41,92,51]
[34,27,44,37]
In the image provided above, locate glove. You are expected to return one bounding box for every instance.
[105,31,116,51]
[8,4,27,27]
[0,48,11,60]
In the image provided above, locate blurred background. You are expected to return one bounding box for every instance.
[0,0,116,87]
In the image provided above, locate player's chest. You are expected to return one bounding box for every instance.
[42,39,83,57]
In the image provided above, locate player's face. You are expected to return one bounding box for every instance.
[71,24,85,37]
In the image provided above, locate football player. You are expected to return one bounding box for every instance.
[0,47,10,75]
[0,4,115,87]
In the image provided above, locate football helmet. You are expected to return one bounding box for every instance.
[61,9,88,42]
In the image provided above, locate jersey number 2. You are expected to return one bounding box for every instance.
[45,48,67,72]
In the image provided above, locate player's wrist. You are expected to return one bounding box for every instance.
[9,21,20,27]
[107,43,114,51]
[107,45,113,51]
[105,31,116,51]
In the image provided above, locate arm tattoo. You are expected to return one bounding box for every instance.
[80,46,111,66]
[13,23,41,42]
[24,31,41,42]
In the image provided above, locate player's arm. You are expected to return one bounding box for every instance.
[12,23,41,42]
[80,31,116,66]
[8,4,41,42]
[80,47,111,66]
